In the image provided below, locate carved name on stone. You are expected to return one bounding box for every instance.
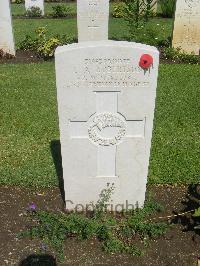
[66,57,150,88]
[172,0,200,55]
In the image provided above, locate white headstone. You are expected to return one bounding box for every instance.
[25,0,44,16]
[77,0,109,42]
[143,0,157,14]
[151,0,157,14]
[55,41,159,211]
[172,0,200,55]
[0,0,15,56]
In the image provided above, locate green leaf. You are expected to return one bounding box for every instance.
[193,207,200,217]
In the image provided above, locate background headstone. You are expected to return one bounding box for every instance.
[55,41,159,210]
[143,0,157,14]
[77,0,109,42]
[151,0,157,14]
[0,0,15,56]
[25,0,44,16]
[172,0,200,55]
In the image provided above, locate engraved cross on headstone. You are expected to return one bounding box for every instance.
[70,91,145,178]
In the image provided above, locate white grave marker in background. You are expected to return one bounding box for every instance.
[0,0,15,56]
[172,0,200,55]
[25,0,44,16]
[143,0,157,14]
[55,41,159,210]
[77,0,109,42]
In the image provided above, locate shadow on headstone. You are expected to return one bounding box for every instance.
[19,254,57,266]
[50,140,65,202]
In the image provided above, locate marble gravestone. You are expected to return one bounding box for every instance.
[0,0,15,56]
[55,41,159,211]
[172,0,200,55]
[77,0,109,42]
[25,0,44,16]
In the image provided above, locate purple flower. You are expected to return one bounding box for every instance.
[28,203,36,211]
[40,242,47,251]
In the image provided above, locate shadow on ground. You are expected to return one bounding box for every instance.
[50,140,65,203]
[19,254,57,266]
[172,184,200,234]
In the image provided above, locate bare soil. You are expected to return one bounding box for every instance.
[0,185,199,266]
[0,50,44,64]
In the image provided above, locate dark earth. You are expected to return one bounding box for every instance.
[0,185,199,266]
[0,50,44,64]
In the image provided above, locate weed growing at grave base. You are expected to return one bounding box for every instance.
[18,191,168,262]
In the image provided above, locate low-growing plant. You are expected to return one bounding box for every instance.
[158,0,176,18]
[19,27,74,59]
[19,35,37,51]
[163,47,199,64]
[112,2,126,18]
[157,36,171,48]
[18,192,168,262]
[51,4,71,18]
[93,183,115,219]
[25,6,42,17]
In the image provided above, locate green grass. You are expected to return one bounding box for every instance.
[13,18,78,46]
[149,64,200,184]
[0,63,199,187]
[11,2,117,16]
[11,2,77,16]
[13,17,173,47]
[0,63,58,187]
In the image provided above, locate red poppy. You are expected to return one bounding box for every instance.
[139,54,153,69]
